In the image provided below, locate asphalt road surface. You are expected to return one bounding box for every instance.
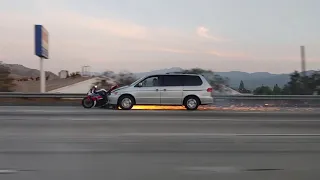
[0,106,320,180]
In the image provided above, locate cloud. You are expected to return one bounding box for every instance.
[0,10,236,52]
[134,46,247,59]
[196,26,229,42]
[1,0,319,74]
[152,48,197,54]
[59,12,149,40]
[0,5,247,73]
[207,50,250,58]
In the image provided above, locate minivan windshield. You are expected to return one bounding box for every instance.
[129,76,145,86]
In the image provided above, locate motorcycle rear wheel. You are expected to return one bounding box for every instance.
[82,97,95,108]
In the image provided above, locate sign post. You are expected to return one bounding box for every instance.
[34,25,49,93]
[40,57,45,92]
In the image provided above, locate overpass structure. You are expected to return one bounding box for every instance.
[48,77,99,93]
[48,76,242,95]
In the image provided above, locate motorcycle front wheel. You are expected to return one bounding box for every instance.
[82,97,95,108]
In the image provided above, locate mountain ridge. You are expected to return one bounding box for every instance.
[2,63,58,80]
[133,68,317,90]
[3,63,316,91]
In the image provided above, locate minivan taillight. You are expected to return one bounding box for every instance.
[207,87,213,92]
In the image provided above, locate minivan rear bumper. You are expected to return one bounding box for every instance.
[200,96,214,105]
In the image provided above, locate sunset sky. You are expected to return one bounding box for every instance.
[0,0,319,74]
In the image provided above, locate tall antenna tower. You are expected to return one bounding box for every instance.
[300,46,306,77]
[81,65,91,77]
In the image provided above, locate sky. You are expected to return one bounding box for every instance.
[0,0,319,74]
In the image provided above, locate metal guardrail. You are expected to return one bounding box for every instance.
[213,95,320,100]
[0,92,85,98]
[0,92,319,100]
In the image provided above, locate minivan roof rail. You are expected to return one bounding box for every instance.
[165,72,204,76]
[165,72,185,74]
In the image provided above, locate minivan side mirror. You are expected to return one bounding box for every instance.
[137,82,143,87]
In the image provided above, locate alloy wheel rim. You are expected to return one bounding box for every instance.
[121,98,132,108]
[187,99,197,109]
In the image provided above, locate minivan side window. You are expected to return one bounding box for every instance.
[138,76,159,87]
[183,75,203,86]
[162,75,184,86]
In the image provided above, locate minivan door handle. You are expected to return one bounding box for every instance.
[163,89,166,91]
[155,89,159,91]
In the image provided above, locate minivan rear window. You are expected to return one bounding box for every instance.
[162,75,184,86]
[183,75,203,86]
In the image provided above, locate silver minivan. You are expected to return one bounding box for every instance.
[108,73,213,110]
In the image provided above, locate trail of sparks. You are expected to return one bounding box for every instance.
[132,105,282,111]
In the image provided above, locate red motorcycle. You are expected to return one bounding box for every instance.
[81,85,119,109]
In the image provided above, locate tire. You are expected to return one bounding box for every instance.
[82,97,95,108]
[118,95,134,110]
[184,96,200,110]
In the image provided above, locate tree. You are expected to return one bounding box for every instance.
[69,71,81,78]
[0,62,15,92]
[308,71,320,95]
[253,85,273,95]
[237,80,252,93]
[181,68,229,91]
[273,84,282,95]
[116,71,137,87]
[102,70,115,77]
[287,71,304,95]
[238,80,244,91]
[94,70,137,89]
[252,70,320,95]
[281,84,290,95]
[282,70,320,95]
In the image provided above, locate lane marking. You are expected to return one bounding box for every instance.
[0,109,318,113]
[117,133,320,136]
[182,166,240,173]
[1,133,320,138]
[0,169,18,174]
[181,166,284,173]
[1,117,320,122]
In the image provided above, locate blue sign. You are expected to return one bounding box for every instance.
[35,25,49,59]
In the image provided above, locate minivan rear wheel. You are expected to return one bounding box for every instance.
[184,96,200,110]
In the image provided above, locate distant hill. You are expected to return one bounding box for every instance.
[132,67,242,95]
[3,63,58,80]
[134,67,184,78]
[132,68,317,90]
[217,70,318,90]
[9,64,312,92]
[215,71,290,90]
[0,63,96,92]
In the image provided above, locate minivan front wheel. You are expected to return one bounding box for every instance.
[184,96,200,110]
[118,95,134,110]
